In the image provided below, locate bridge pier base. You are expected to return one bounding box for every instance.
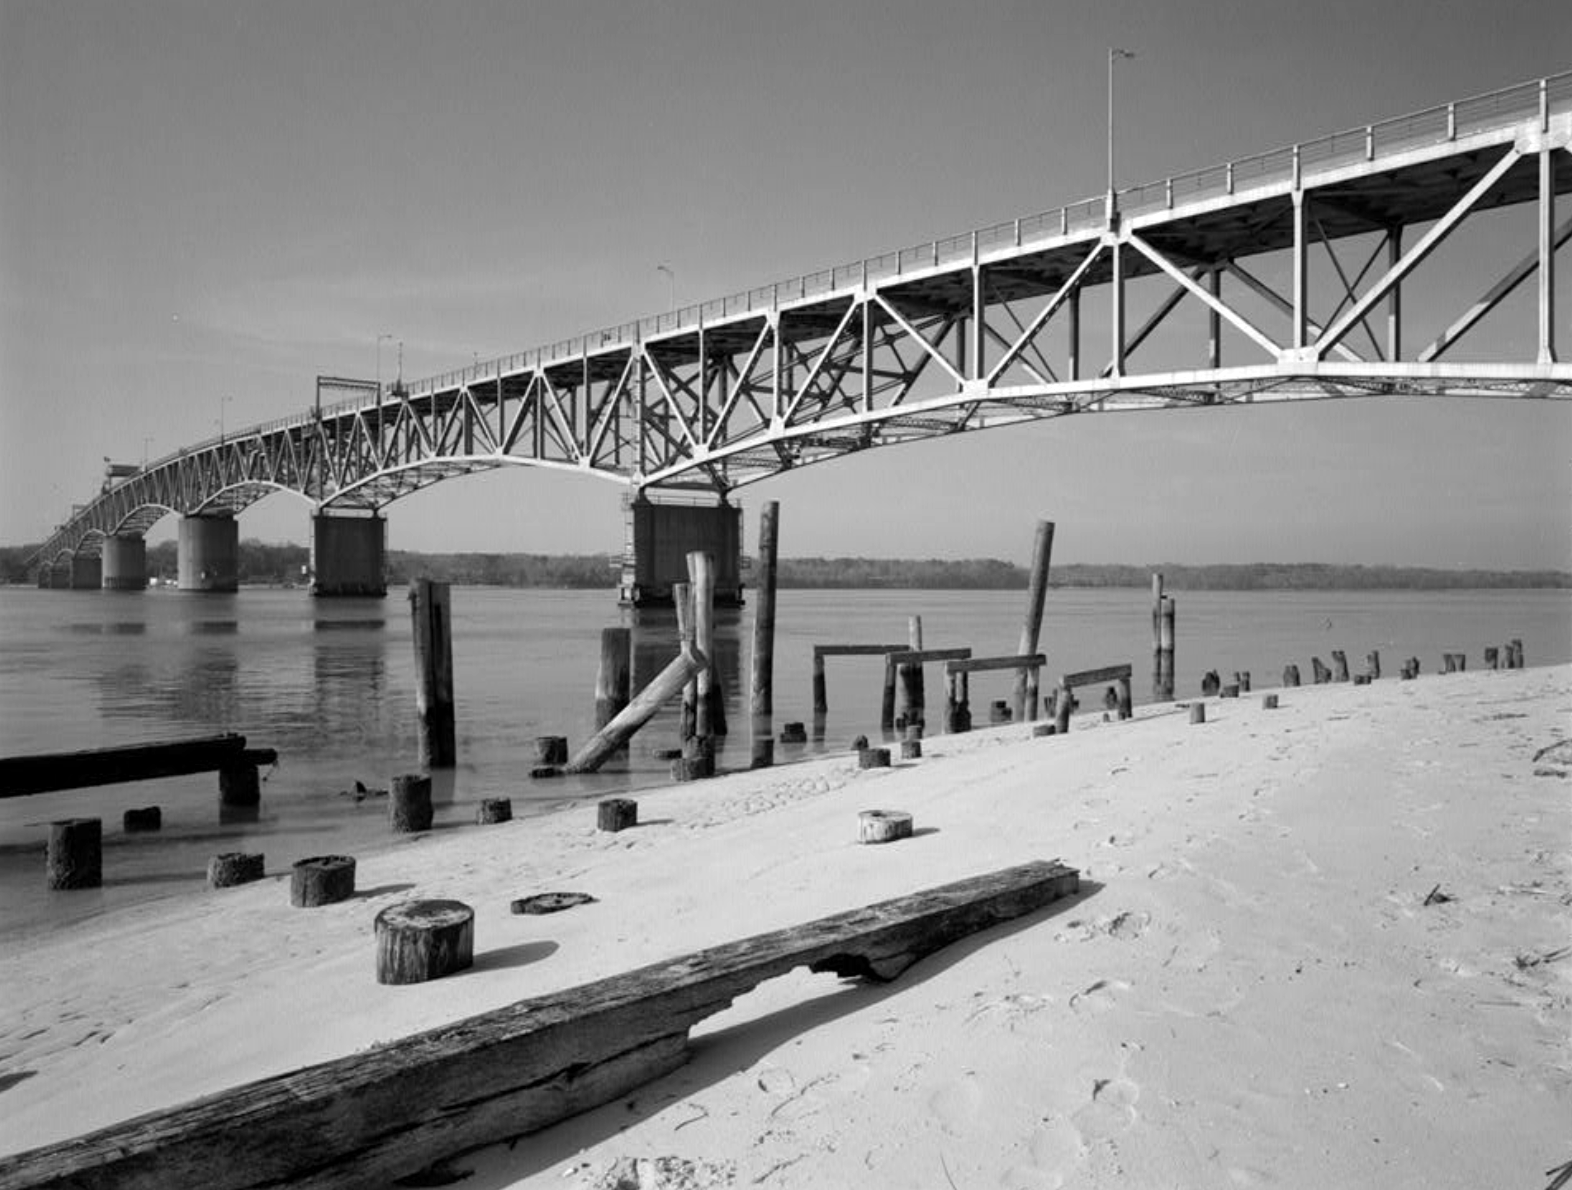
[101,536,147,591]
[70,554,102,590]
[178,515,239,592]
[310,511,387,598]
[618,494,743,609]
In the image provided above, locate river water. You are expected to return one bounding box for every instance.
[1,584,1566,938]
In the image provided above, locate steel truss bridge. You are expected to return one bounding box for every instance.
[31,71,1572,577]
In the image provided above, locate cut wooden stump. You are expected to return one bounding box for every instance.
[900,739,922,761]
[290,855,356,908]
[46,818,101,890]
[857,747,891,770]
[528,766,561,780]
[597,798,638,832]
[0,860,1079,1190]
[510,892,597,915]
[1262,694,1279,710]
[218,763,260,808]
[476,798,512,825]
[389,773,433,833]
[207,853,264,889]
[375,899,474,986]
[779,722,808,743]
[1033,724,1056,738]
[858,809,914,844]
[123,806,162,833]
[533,736,568,766]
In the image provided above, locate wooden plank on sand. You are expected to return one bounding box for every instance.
[0,860,1080,1190]
[0,734,254,797]
[1061,663,1133,689]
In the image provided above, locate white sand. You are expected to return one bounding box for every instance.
[1,666,1568,1189]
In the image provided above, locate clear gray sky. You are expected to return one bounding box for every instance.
[2,0,1569,567]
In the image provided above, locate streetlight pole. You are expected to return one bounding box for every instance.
[377,333,394,398]
[656,263,675,312]
[1108,48,1136,220]
[218,395,233,443]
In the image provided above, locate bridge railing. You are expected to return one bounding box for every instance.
[224,73,1572,436]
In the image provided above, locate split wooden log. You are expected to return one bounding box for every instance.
[389,773,433,833]
[47,818,101,890]
[858,809,914,844]
[375,900,474,986]
[0,860,1080,1190]
[207,853,264,889]
[290,855,356,908]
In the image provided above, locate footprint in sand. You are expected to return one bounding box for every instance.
[999,1116,1089,1189]
[1068,979,1130,1015]
[927,1072,982,1137]
[1072,1073,1140,1142]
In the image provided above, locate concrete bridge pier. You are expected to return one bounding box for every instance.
[70,554,102,590]
[310,511,387,598]
[101,536,148,591]
[618,493,744,608]
[178,514,239,592]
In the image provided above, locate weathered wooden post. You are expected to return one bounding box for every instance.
[1511,638,1524,668]
[290,855,356,907]
[945,668,971,734]
[375,900,474,985]
[749,500,780,769]
[1158,595,1176,701]
[1189,702,1206,725]
[566,645,707,773]
[47,818,101,890]
[858,809,913,844]
[1013,520,1055,720]
[1484,646,1500,669]
[673,581,696,740]
[1331,650,1349,682]
[1054,685,1071,734]
[687,552,716,742]
[594,627,632,731]
[208,852,265,888]
[409,579,456,768]
[812,649,828,715]
[1116,674,1133,720]
[1366,650,1381,680]
[899,616,925,726]
[390,773,433,832]
[880,655,898,732]
[476,798,512,825]
[597,798,638,832]
[1311,656,1331,684]
[1283,663,1301,687]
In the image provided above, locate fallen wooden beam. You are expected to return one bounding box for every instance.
[0,734,255,798]
[811,643,907,658]
[0,860,1080,1190]
[945,653,1047,675]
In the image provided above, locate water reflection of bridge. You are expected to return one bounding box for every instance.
[31,73,1572,598]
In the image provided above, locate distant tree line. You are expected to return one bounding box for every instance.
[1,542,1567,590]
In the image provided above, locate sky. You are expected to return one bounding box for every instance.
[2,0,1569,569]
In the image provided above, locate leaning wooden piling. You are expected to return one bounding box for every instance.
[1012,520,1054,719]
[567,646,708,774]
[673,581,696,741]
[749,501,781,767]
[594,627,632,731]
[409,579,456,769]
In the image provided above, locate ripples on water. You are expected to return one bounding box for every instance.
[1,584,1566,937]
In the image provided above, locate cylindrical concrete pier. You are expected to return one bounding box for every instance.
[178,515,239,592]
[310,512,387,597]
[101,536,148,591]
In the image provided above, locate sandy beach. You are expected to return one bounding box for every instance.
[1,663,1567,1189]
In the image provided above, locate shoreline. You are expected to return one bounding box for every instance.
[1,665,1568,1187]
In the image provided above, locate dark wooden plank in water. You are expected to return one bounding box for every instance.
[946,653,1047,675]
[0,859,1080,1190]
[0,734,250,797]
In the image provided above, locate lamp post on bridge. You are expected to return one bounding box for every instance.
[656,263,675,315]
[1107,47,1137,224]
[217,395,233,444]
[376,333,395,398]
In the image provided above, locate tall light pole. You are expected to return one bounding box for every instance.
[656,263,675,312]
[217,395,233,443]
[377,333,394,397]
[1108,47,1137,219]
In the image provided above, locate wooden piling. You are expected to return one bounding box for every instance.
[812,651,828,715]
[1283,664,1301,687]
[673,581,696,740]
[1116,674,1133,720]
[1331,650,1349,682]
[219,763,260,808]
[375,900,474,986]
[1189,703,1206,725]
[898,616,925,726]
[476,798,513,825]
[749,500,780,766]
[1012,520,1055,719]
[594,628,632,731]
[1366,650,1381,680]
[390,773,433,833]
[1262,693,1279,710]
[409,579,456,768]
[687,552,716,742]
[567,646,707,773]
[858,809,913,844]
[47,818,101,890]
[533,737,568,765]
[123,806,162,832]
[597,798,638,832]
[208,852,265,888]
[1511,638,1524,668]
[1484,646,1499,669]
[1311,657,1331,684]
[1054,685,1071,734]
[290,856,356,907]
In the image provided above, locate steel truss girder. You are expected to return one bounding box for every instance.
[29,89,1572,576]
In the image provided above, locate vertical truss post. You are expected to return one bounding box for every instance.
[862,300,873,413]
[1068,290,1081,381]
[1208,267,1223,368]
[1109,239,1125,377]
[1387,225,1403,361]
[1292,190,1309,352]
[1541,146,1558,364]
[769,313,782,426]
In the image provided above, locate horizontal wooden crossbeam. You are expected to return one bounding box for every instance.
[0,860,1081,1190]
[1060,664,1133,689]
[0,735,275,798]
[946,653,1047,675]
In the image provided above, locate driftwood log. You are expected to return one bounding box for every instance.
[375,900,474,986]
[290,856,356,908]
[0,860,1079,1190]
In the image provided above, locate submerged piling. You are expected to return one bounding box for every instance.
[594,627,632,731]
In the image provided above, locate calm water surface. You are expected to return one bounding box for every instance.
[1,584,1566,938]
